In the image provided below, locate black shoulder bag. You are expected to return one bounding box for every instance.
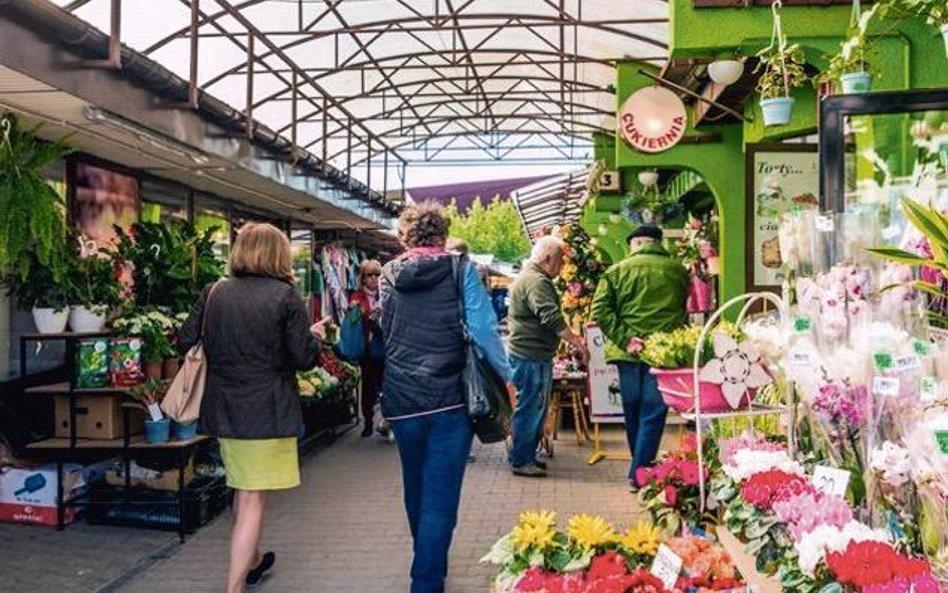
[452,256,512,444]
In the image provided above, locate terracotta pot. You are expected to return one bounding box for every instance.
[145,361,163,380]
[162,358,180,379]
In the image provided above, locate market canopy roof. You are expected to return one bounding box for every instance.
[51,0,668,175]
[511,167,589,240]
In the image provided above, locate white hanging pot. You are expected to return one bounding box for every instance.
[69,305,109,333]
[759,97,795,127]
[32,307,69,334]
[942,24,948,58]
[638,170,659,187]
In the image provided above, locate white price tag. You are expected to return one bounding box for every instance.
[788,350,813,368]
[813,465,850,497]
[894,354,921,372]
[147,403,164,422]
[920,377,938,402]
[872,376,900,397]
[650,544,683,590]
[815,216,835,232]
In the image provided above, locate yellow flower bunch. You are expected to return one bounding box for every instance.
[511,510,557,552]
[561,262,578,282]
[566,514,616,550]
[619,520,661,555]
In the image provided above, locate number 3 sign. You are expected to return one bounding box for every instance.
[599,170,621,193]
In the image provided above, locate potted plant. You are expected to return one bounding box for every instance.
[754,43,809,126]
[11,251,72,334]
[0,114,72,289]
[823,5,878,94]
[129,378,171,444]
[68,238,122,333]
[113,307,180,379]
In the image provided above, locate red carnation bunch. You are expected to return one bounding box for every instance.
[739,470,812,510]
[826,540,937,591]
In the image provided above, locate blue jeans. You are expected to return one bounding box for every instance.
[391,407,474,593]
[508,354,553,468]
[616,361,668,480]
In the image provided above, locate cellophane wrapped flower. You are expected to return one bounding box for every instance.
[719,434,785,467]
[826,540,938,591]
[870,441,913,488]
[739,470,813,510]
[721,449,804,482]
[794,520,891,575]
[772,491,853,541]
[811,380,869,427]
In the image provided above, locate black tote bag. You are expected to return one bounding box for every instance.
[452,256,512,444]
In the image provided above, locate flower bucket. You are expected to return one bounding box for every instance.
[171,421,197,441]
[32,307,69,334]
[759,97,795,127]
[650,368,755,414]
[839,71,872,94]
[144,419,171,444]
[69,305,108,333]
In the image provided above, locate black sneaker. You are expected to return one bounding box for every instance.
[533,460,548,471]
[246,551,275,588]
[361,425,373,438]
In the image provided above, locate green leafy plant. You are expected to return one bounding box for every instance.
[639,322,739,369]
[444,197,530,263]
[755,43,810,100]
[115,221,223,312]
[822,5,879,83]
[876,0,947,27]
[129,377,169,407]
[70,240,122,309]
[9,251,71,311]
[867,199,948,328]
[0,114,71,284]
[113,307,184,364]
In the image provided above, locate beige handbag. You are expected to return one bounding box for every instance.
[161,281,222,424]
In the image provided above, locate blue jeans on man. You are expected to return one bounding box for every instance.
[391,407,473,593]
[616,361,668,480]
[508,354,553,468]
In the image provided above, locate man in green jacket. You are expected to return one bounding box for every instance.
[591,225,688,486]
[507,235,588,477]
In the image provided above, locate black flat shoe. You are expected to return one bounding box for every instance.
[246,551,275,588]
[361,425,373,438]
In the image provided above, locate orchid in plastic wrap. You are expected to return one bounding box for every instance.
[699,332,772,409]
[870,441,913,488]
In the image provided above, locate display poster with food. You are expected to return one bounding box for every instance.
[747,146,819,289]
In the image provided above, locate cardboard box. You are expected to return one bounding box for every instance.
[0,464,87,526]
[54,395,145,440]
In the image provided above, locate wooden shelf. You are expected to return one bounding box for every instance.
[21,331,112,341]
[26,435,209,451]
[24,383,133,396]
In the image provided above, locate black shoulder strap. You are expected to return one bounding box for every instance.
[452,254,469,336]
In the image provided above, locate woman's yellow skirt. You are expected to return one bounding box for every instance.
[218,437,300,491]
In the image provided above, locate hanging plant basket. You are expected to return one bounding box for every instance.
[759,97,796,126]
[839,71,872,94]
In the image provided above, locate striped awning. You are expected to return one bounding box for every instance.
[512,168,589,241]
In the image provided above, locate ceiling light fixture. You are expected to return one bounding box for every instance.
[707,59,744,87]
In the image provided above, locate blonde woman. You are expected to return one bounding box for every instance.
[178,222,327,593]
[349,259,384,436]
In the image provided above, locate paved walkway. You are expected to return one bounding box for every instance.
[1,425,654,593]
[116,426,640,593]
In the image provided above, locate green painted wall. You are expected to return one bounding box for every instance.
[582,1,948,303]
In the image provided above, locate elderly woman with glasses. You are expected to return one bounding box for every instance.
[349,259,385,437]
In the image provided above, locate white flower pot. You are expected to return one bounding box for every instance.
[32,307,69,334]
[759,97,795,127]
[69,305,109,333]
[942,24,948,58]
[638,170,659,187]
[839,71,872,94]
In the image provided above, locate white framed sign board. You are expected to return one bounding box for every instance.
[585,323,624,423]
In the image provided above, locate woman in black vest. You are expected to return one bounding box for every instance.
[379,202,511,593]
[178,222,327,593]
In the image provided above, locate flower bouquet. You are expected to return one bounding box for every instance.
[634,434,714,533]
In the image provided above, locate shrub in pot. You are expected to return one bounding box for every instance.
[113,307,181,379]
[10,252,72,334]
[822,5,878,94]
[754,42,809,127]
[68,238,121,333]
[130,378,171,444]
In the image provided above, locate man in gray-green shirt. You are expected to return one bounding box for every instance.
[507,235,588,477]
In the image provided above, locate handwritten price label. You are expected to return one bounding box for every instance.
[788,350,813,368]
[920,377,938,402]
[813,465,851,497]
[893,354,921,372]
[815,216,835,232]
[650,544,683,590]
[872,377,900,397]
